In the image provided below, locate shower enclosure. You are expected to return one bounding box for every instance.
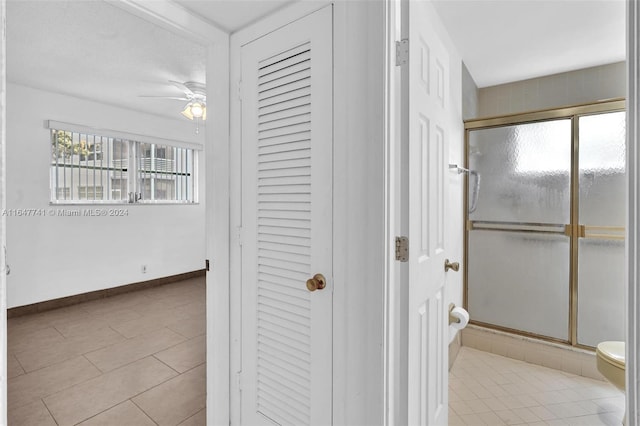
[464,100,626,348]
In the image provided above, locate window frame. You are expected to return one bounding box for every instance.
[47,121,201,205]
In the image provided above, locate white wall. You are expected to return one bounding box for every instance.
[332,2,386,423]
[6,83,205,308]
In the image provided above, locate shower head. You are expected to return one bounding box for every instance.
[449,164,470,174]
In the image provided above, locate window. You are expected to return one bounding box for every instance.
[137,142,195,202]
[78,186,104,199]
[56,187,70,199]
[50,126,198,204]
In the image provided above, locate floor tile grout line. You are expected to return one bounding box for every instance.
[11,327,130,375]
[166,325,206,340]
[144,359,206,393]
[450,347,624,426]
[107,324,130,340]
[68,359,187,425]
[152,354,182,375]
[7,358,104,412]
[153,332,205,356]
[50,324,67,340]
[107,312,198,340]
[125,362,207,423]
[177,407,206,426]
[121,363,193,408]
[34,356,190,425]
[130,397,161,425]
[181,361,206,375]
[41,397,61,426]
[9,352,27,376]
[81,353,103,373]
[8,279,206,425]
[84,343,181,374]
[71,399,160,426]
[81,324,187,359]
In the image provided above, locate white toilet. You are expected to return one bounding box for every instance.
[596,341,625,424]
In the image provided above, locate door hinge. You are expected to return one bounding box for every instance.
[396,39,409,66]
[395,236,409,262]
[237,80,242,101]
[205,259,210,272]
[236,371,242,390]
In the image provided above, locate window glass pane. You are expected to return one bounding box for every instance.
[51,130,127,202]
[136,142,193,202]
[578,112,626,226]
[467,230,570,341]
[50,128,195,204]
[577,111,626,346]
[467,119,572,224]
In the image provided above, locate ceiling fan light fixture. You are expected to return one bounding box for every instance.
[190,102,205,119]
[180,101,206,121]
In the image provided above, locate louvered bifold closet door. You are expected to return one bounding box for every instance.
[240,6,333,426]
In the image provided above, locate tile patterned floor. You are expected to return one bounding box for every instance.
[6,277,624,426]
[7,277,206,426]
[450,346,625,426]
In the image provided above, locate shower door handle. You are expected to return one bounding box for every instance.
[444,259,459,272]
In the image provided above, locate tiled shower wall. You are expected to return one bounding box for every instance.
[476,61,625,118]
[462,62,479,120]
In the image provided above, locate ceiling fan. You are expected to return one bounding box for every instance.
[142,80,207,133]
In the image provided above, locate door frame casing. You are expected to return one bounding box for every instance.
[627,0,640,424]
[0,1,7,424]
[383,0,407,424]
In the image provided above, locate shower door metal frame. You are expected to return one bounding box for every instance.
[463,98,626,349]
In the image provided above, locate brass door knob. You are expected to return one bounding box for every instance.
[306,273,327,292]
[444,259,460,272]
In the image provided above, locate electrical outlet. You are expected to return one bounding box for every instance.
[141,265,147,274]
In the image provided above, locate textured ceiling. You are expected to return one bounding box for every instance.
[175,0,295,33]
[7,0,207,120]
[431,0,626,88]
[6,0,627,121]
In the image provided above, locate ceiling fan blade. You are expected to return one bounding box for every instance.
[169,80,195,97]
[139,96,190,101]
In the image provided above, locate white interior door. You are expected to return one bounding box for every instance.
[239,6,333,426]
[404,1,452,424]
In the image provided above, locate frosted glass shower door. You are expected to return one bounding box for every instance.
[467,119,572,341]
[577,111,626,347]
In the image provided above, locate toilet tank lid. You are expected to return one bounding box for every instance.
[597,341,625,366]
